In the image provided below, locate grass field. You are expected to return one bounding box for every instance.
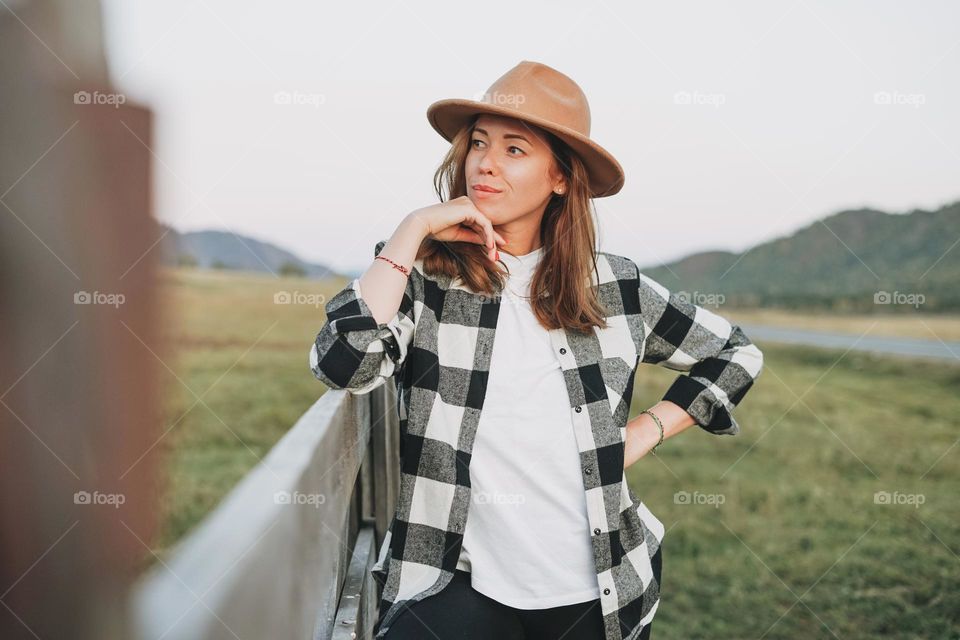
[154,266,960,639]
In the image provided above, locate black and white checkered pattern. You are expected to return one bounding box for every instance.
[310,239,764,640]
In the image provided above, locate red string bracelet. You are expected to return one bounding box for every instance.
[375,254,410,277]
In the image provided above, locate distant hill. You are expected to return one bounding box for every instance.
[639,200,960,311]
[154,199,960,310]
[156,222,343,279]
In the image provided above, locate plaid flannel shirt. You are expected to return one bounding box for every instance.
[310,239,764,640]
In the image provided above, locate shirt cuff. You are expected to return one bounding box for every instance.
[662,375,740,436]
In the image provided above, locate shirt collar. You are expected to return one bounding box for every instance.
[499,246,544,273]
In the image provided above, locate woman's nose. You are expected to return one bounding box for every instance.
[477,151,498,174]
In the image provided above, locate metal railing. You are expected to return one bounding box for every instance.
[128,382,400,640]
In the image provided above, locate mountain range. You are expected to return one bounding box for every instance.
[639,200,959,311]
[157,222,341,279]
[156,199,960,311]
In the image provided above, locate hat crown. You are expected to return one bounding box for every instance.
[477,60,591,137]
[425,59,624,197]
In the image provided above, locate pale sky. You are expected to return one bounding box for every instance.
[100,0,960,273]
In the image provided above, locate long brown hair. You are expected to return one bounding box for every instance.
[417,115,609,334]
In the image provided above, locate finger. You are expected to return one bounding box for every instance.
[465,215,491,249]
[464,213,497,260]
[480,219,497,260]
[476,215,494,249]
[462,206,491,245]
[481,216,497,251]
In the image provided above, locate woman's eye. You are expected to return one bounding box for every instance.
[469,139,523,156]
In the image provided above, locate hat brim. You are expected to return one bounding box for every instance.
[426,99,625,198]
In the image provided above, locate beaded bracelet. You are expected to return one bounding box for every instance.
[375,254,410,277]
[640,409,664,455]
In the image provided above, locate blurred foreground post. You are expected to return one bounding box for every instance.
[0,1,161,638]
[3,3,399,639]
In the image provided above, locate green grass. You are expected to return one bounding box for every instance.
[153,267,342,551]
[156,267,960,639]
[631,344,960,639]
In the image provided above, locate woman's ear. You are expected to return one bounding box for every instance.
[549,160,568,195]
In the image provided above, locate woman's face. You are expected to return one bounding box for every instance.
[464,114,566,224]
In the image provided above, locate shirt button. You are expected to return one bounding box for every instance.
[593,528,601,535]
[575,406,582,413]
[603,588,611,595]
[584,467,592,475]
[559,347,567,354]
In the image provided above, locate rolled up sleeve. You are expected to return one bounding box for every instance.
[635,266,764,435]
[309,240,417,395]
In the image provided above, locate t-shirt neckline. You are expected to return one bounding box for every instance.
[501,246,543,270]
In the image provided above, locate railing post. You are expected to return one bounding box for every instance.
[368,382,400,555]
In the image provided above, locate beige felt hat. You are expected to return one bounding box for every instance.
[426,60,625,198]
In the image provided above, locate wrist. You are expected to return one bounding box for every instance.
[402,210,431,241]
[639,409,665,454]
[624,414,661,469]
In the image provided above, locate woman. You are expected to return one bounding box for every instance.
[310,61,764,640]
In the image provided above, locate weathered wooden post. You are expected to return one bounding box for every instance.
[0,1,160,639]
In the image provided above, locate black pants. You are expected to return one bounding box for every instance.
[383,569,608,640]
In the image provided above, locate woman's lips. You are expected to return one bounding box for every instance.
[472,184,503,197]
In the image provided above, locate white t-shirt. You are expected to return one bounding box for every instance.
[456,245,601,609]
